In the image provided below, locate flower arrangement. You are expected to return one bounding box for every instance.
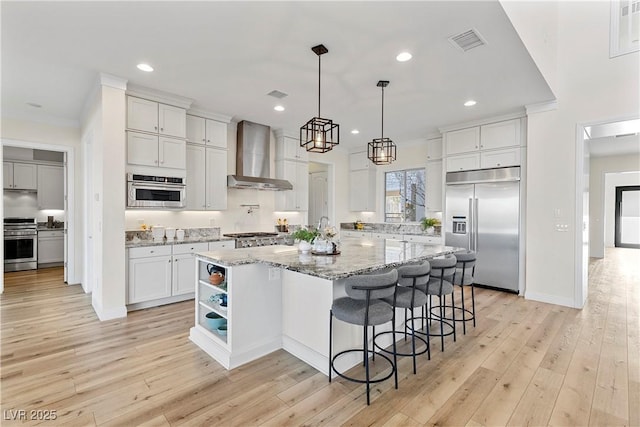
[321,225,338,241]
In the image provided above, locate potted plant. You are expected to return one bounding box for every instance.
[292,228,319,253]
[421,217,441,234]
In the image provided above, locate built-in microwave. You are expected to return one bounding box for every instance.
[127,173,186,209]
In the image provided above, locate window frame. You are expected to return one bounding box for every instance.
[384,167,426,223]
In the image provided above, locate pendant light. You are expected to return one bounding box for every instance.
[300,44,340,153]
[368,80,396,165]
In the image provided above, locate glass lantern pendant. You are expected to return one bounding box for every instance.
[300,44,340,153]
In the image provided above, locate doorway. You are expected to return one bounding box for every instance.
[615,185,640,248]
[1,139,76,293]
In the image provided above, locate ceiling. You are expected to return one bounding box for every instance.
[1,1,556,148]
[587,119,640,158]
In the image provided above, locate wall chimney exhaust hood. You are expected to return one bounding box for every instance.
[227,120,293,191]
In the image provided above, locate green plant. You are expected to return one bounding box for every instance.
[421,217,441,229]
[292,228,319,243]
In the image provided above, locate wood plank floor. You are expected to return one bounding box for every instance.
[1,247,638,426]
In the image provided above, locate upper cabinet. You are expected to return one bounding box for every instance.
[186,115,227,149]
[3,162,37,190]
[275,134,308,162]
[444,127,480,156]
[349,151,371,171]
[37,165,64,210]
[444,118,524,172]
[127,133,186,170]
[127,96,186,138]
[275,160,308,211]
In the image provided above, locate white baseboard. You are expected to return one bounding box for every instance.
[189,326,230,369]
[524,290,577,308]
[92,298,127,321]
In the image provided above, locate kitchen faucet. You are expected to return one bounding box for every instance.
[318,216,329,231]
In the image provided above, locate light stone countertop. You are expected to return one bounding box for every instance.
[196,237,461,280]
[126,236,234,248]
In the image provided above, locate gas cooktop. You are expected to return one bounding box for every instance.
[223,232,279,238]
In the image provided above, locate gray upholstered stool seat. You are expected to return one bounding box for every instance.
[329,268,399,405]
[332,298,393,326]
[422,254,457,352]
[375,261,431,374]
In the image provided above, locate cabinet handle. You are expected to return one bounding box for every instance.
[160,127,164,132]
[207,139,210,143]
[154,160,158,164]
[168,259,171,263]
[202,138,206,142]
[497,163,501,166]
[475,145,478,148]
[154,126,158,130]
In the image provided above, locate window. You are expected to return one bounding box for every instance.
[385,168,425,222]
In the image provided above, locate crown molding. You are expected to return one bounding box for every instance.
[126,83,194,109]
[100,73,128,91]
[525,100,559,115]
[438,109,526,134]
[187,108,232,124]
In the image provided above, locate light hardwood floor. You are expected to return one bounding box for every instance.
[1,248,638,426]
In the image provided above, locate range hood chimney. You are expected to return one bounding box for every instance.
[227,120,293,191]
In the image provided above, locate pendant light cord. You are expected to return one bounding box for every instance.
[317,54,321,117]
[381,85,384,139]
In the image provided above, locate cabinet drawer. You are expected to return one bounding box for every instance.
[129,245,172,259]
[342,230,370,238]
[39,229,64,238]
[209,241,235,250]
[372,233,403,240]
[480,148,521,169]
[446,153,480,172]
[172,242,209,255]
[403,235,442,244]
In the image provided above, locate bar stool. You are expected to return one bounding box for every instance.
[423,254,457,352]
[329,268,398,405]
[452,250,477,334]
[374,262,431,374]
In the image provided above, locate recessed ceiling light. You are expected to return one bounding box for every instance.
[351,129,360,134]
[137,63,154,72]
[464,100,477,107]
[26,102,42,108]
[274,105,285,112]
[396,52,412,62]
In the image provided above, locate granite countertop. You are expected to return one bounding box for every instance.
[196,237,461,280]
[37,226,65,231]
[126,236,234,248]
[339,222,442,237]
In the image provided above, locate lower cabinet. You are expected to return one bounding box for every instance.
[127,242,209,305]
[37,229,64,265]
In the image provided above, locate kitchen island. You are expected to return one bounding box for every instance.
[189,237,459,376]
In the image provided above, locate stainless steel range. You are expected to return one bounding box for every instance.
[4,217,38,271]
[223,232,293,248]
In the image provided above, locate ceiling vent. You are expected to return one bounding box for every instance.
[267,90,288,99]
[448,28,487,52]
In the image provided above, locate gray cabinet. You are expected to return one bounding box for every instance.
[4,162,37,190]
[38,229,64,265]
[37,165,64,210]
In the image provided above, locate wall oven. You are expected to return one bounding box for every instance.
[4,217,38,272]
[127,173,186,209]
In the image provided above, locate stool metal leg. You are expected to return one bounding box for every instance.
[472,283,476,327]
[329,309,333,383]
[461,285,467,334]
[363,320,370,405]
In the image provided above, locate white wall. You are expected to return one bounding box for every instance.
[502,1,639,307]
[589,154,640,257]
[1,118,83,284]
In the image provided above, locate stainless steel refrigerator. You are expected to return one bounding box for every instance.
[445,167,520,293]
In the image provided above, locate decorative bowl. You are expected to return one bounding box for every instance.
[205,312,225,329]
[217,325,228,336]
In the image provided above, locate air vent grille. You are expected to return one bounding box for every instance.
[448,29,487,52]
[621,1,639,16]
[267,90,288,99]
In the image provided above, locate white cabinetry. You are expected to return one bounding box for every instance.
[275,160,308,211]
[127,96,186,138]
[128,246,173,304]
[209,241,235,250]
[186,144,227,210]
[186,115,228,149]
[444,119,523,172]
[4,162,37,190]
[37,165,64,210]
[426,160,443,211]
[349,151,376,212]
[403,234,443,244]
[275,134,308,162]
[172,242,209,296]
[445,127,480,155]
[127,133,186,170]
[38,229,64,265]
[127,242,212,307]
